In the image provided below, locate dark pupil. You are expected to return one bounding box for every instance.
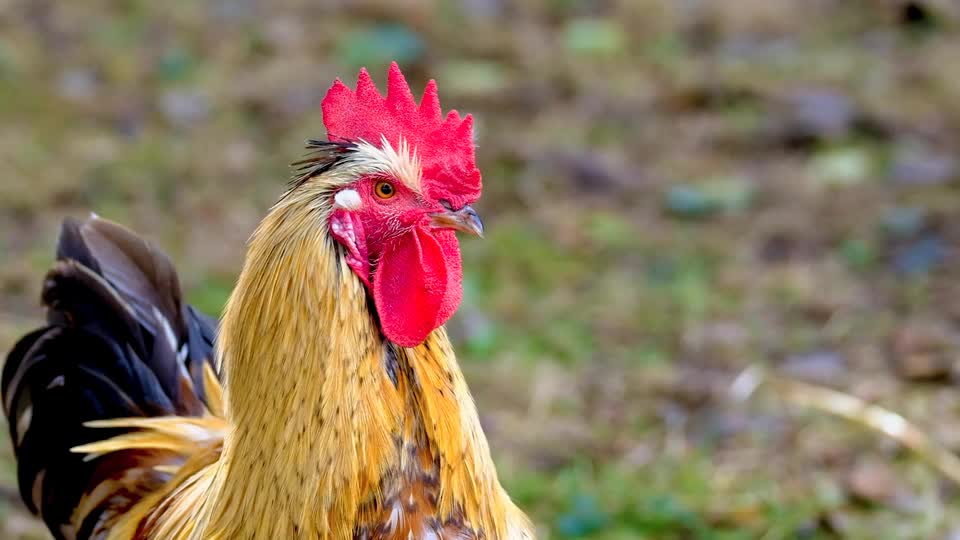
[380,183,393,195]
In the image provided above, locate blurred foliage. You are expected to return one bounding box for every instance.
[3,0,960,538]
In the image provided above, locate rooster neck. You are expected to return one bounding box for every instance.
[200,193,531,539]
[204,198,402,538]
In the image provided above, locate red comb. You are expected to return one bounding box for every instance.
[321,62,481,209]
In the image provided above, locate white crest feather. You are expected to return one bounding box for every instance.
[350,137,422,192]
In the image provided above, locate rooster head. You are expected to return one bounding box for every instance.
[297,63,482,347]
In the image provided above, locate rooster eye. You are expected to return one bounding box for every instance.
[374,181,396,199]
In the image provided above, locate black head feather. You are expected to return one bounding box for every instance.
[289,139,357,190]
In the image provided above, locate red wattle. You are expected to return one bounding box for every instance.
[373,224,462,347]
[432,229,463,324]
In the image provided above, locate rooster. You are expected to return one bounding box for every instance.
[3,63,535,540]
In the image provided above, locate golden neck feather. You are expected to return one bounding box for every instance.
[201,190,399,538]
[201,185,532,539]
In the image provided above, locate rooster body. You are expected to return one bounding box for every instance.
[3,64,534,539]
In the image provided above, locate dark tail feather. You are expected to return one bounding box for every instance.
[1,216,218,538]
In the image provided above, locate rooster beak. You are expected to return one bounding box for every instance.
[430,205,484,237]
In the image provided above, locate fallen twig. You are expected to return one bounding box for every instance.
[731,365,960,487]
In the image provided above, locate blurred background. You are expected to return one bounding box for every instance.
[2,0,960,538]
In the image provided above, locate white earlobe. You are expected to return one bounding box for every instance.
[334,189,362,210]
